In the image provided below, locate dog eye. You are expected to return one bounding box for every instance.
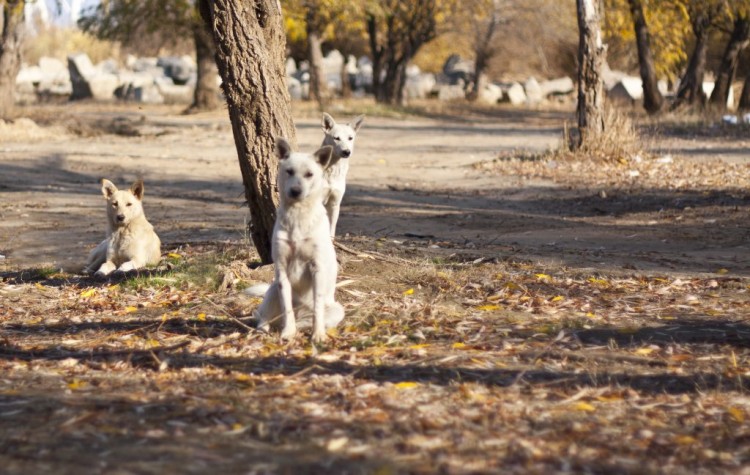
[334,136,341,141]
[286,169,294,176]
[304,171,313,178]
[126,202,133,207]
[348,136,353,140]
[112,201,118,206]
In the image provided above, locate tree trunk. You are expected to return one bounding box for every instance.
[575,0,606,149]
[187,4,221,113]
[306,21,328,108]
[0,1,25,120]
[367,14,384,97]
[380,56,408,105]
[468,12,499,101]
[204,0,296,264]
[739,73,750,110]
[367,2,436,106]
[627,0,663,114]
[709,16,750,108]
[674,14,711,108]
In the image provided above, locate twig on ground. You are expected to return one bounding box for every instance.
[334,241,409,265]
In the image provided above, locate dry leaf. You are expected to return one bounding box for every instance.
[403,288,415,296]
[675,435,697,445]
[395,382,419,390]
[80,288,97,299]
[326,437,349,452]
[728,407,745,423]
[573,402,596,412]
[476,304,500,311]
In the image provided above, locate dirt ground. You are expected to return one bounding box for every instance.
[0,101,748,276]
[1,101,749,474]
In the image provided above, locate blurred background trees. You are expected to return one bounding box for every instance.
[6,0,750,118]
[78,0,220,112]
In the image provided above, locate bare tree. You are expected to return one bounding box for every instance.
[203,0,297,263]
[627,0,664,114]
[0,0,25,119]
[305,4,329,108]
[366,0,438,105]
[466,0,505,101]
[709,13,750,108]
[79,0,221,113]
[575,0,606,148]
[673,2,725,109]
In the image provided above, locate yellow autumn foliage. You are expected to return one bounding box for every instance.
[603,0,691,80]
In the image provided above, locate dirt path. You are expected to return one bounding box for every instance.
[1,103,748,277]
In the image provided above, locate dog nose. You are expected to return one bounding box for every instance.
[341,150,351,158]
[289,187,302,199]
[116,214,125,222]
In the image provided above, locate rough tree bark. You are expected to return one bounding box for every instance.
[203,0,296,264]
[575,0,606,149]
[188,3,221,113]
[674,11,713,108]
[709,16,750,108]
[627,0,663,114]
[0,1,25,120]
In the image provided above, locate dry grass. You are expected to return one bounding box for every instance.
[23,25,121,65]
[562,107,643,162]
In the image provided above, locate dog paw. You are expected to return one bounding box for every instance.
[311,330,328,344]
[280,325,297,341]
[94,270,109,279]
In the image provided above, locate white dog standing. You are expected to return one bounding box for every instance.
[247,138,345,343]
[321,113,364,238]
[84,179,161,276]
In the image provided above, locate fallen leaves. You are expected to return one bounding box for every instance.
[2,241,749,474]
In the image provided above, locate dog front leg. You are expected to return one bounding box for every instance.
[326,200,341,238]
[117,260,139,273]
[277,271,297,341]
[311,265,327,343]
[95,261,117,277]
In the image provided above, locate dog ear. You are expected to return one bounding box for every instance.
[276,137,292,161]
[101,179,118,199]
[351,115,364,133]
[322,113,335,132]
[314,145,335,168]
[130,179,145,200]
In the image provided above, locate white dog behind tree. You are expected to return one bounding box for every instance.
[84,179,161,276]
[321,112,364,238]
[245,138,344,343]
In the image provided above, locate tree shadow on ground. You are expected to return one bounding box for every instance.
[2,317,749,395]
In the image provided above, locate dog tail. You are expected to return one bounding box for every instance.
[244,283,270,298]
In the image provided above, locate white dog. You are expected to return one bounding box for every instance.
[84,179,161,276]
[321,113,364,238]
[246,138,344,342]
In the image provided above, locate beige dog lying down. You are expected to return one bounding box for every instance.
[84,179,161,276]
